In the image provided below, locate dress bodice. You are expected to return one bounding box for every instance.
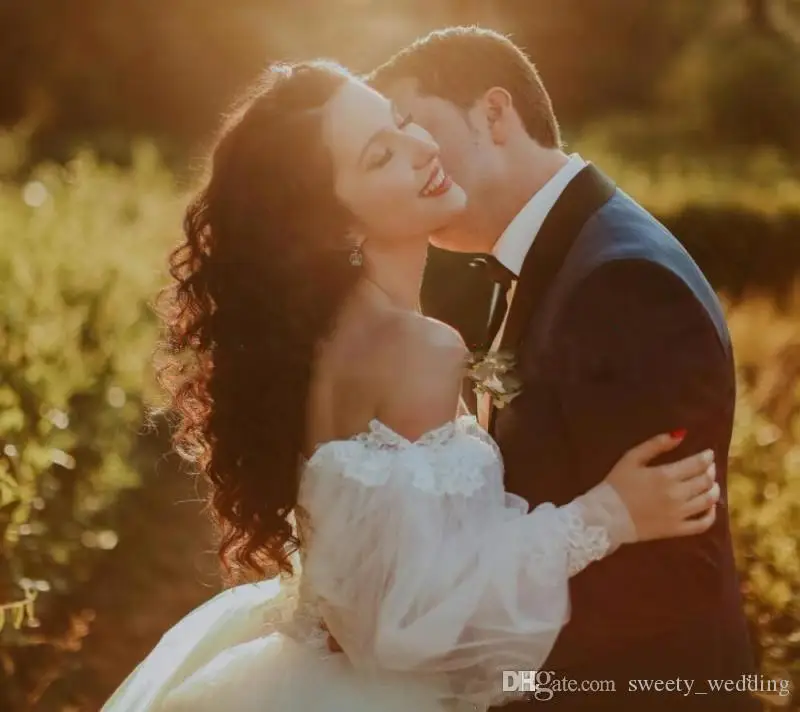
[279,416,505,650]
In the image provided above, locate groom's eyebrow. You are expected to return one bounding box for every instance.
[358,100,398,164]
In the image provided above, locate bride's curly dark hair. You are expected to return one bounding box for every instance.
[155,61,358,582]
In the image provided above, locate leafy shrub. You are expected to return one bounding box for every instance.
[728,387,800,706]
[0,142,182,708]
[726,297,800,707]
[659,26,800,154]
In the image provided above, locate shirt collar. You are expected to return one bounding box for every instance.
[492,153,587,277]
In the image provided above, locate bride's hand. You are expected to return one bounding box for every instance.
[604,432,719,542]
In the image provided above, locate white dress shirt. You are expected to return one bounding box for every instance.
[477,153,587,429]
[492,153,587,276]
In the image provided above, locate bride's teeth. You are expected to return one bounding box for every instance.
[423,168,445,196]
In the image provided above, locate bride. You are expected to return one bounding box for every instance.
[103,61,719,711]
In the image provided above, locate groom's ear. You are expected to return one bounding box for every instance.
[482,87,514,146]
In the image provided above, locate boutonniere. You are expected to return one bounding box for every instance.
[465,350,523,409]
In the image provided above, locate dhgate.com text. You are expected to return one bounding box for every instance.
[503,671,792,701]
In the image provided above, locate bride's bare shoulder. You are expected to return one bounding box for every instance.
[380,311,467,367]
[373,313,467,436]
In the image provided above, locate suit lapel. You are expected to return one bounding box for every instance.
[488,163,616,435]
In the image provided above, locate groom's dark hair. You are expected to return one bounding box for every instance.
[367,26,561,149]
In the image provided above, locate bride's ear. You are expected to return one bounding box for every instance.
[483,87,514,146]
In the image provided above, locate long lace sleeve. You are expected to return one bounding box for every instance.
[299,416,636,707]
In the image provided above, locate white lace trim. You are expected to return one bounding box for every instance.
[306,416,497,496]
[561,502,612,576]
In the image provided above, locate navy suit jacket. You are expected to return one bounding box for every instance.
[488,165,757,711]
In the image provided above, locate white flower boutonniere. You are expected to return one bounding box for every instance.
[465,350,523,409]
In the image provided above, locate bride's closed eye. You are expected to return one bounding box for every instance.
[367,114,415,170]
[368,148,393,170]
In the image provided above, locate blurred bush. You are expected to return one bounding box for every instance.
[726,297,800,706]
[665,209,800,302]
[0,140,182,708]
[729,392,800,704]
[660,26,800,155]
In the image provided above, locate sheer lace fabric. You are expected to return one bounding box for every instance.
[299,415,635,706]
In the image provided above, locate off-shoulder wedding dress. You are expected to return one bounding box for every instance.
[102,416,636,712]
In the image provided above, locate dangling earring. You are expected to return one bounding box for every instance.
[348,243,364,267]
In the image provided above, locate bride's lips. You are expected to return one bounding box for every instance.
[419,163,452,198]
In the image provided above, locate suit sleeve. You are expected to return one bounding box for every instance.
[542,258,734,667]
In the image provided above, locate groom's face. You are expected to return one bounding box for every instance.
[383,78,500,253]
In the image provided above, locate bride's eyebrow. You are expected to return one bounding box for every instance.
[357,100,399,165]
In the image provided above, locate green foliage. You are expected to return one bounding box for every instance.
[726,297,800,705]
[729,391,800,701]
[659,25,800,154]
[0,141,182,706]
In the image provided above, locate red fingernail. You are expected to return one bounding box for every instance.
[670,429,687,440]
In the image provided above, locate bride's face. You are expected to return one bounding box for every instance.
[322,78,467,243]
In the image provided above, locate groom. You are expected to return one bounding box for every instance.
[367,27,758,711]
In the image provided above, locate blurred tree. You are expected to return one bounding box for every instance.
[0,0,292,161]
[0,0,443,161]
[659,0,800,154]
[492,0,715,124]
[746,0,774,29]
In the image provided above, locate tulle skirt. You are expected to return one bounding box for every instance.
[101,580,451,712]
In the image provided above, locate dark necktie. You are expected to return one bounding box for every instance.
[472,256,515,350]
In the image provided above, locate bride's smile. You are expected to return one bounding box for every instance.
[419,163,452,197]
